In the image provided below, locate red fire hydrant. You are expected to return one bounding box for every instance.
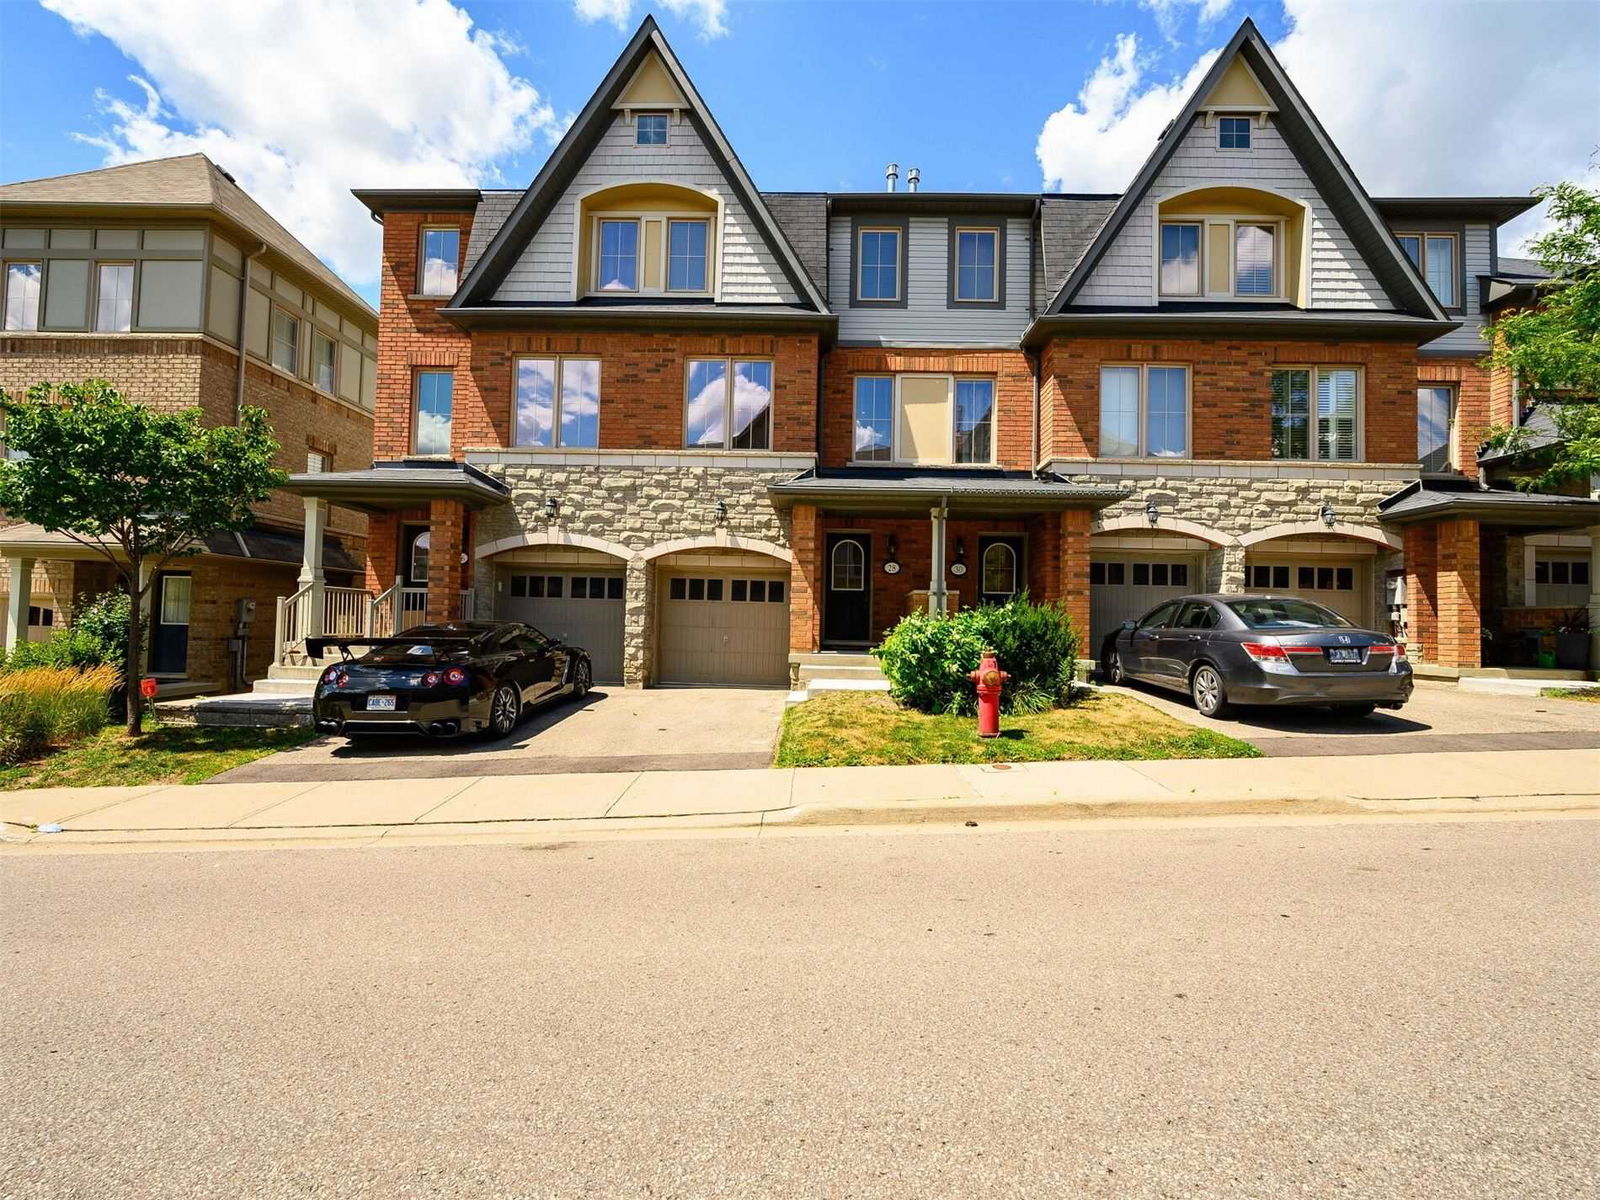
[968,648,1008,739]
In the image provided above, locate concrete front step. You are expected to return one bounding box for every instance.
[253,677,319,696]
[157,692,311,728]
[789,651,880,669]
[796,664,885,683]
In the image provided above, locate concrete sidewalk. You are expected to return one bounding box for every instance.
[2,748,1597,851]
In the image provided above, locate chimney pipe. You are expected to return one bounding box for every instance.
[884,162,898,192]
[907,167,921,193]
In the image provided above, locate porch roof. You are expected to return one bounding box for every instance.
[0,523,360,571]
[284,460,511,514]
[767,468,1131,515]
[1377,476,1600,531]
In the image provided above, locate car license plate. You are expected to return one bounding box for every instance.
[367,694,397,711]
[1327,648,1362,664]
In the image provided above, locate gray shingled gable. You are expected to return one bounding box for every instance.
[1036,196,1119,312]
[463,190,521,276]
[759,193,828,295]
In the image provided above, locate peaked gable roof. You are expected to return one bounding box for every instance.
[0,153,374,318]
[1042,19,1447,323]
[450,18,829,314]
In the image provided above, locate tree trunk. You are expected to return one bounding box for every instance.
[124,565,144,736]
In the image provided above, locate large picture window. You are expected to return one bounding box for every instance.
[413,370,454,456]
[1099,365,1189,458]
[854,374,998,465]
[685,358,773,451]
[514,358,601,449]
[1272,368,1360,462]
[853,376,893,462]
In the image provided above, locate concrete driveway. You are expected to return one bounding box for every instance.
[1113,679,1600,756]
[212,687,788,783]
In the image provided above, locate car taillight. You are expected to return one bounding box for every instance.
[444,667,467,686]
[1240,641,1287,662]
[321,666,347,687]
[422,671,441,688]
[1391,643,1407,662]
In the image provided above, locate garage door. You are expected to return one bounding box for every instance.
[659,572,789,686]
[502,571,624,683]
[1244,558,1367,626]
[1090,555,1201,648]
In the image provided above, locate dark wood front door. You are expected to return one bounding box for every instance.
[978,536,1025,604]
[150,572,192,675]
[823,533,871,646]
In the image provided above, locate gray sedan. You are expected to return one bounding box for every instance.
[1100,594,1413,719]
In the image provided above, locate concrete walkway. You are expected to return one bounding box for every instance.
[3,747,1596,851]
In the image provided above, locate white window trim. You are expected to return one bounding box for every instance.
[1395,230,1460,309]
[417,225,461,297]
[1157,215,1286,301]
[851,373,998,468]
[855,225,903,303]
[633,111,671,146]
[1097,363,1193,461]
[511,355,603,450]
[586,210,715,299]
[952,226,999,303]
[683,356,775,452]
[1271,365,1366,463]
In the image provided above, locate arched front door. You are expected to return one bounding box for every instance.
[824,533,871,646]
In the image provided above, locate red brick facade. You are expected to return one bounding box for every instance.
[1418,358,1493,477]
[1405,517,1483,668]
[1040,336,1422,463]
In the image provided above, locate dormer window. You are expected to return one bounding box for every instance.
[667,219,708,291]
[1396,233,1458,308]
[1159,213,1286,301]
[597,219,640,291]
[1234,224,1276,295]
[635,112,669,146]
[1218,117,1251,149]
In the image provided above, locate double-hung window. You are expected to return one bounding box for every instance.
[952,227,999,303]
[311,330,337,394]
[856,226,901,302]
[852,376,893,462]
[1417,385,1453,469]
[414,370,454,456]
[514,358,601,449]
[1099,365,1190,458]
[419,227,460,296]
[94,262,134,332]
[1396,233,1458,307]
[1272,368,1360,461]
[685,358,773,450]
[667,219,708,292]
[2,262,41,330]
[269,307,299,374]
[597,219,639,291]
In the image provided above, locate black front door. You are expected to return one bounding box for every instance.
[150,572,192,675]
[823,533,871,646]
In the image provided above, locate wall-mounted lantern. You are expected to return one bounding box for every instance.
[1145,499,1160,526]
[950,537,968,577]
[543,496,560,521]
[1319,502,1337,527]
[883,534,901,575]
[714,499,728,525]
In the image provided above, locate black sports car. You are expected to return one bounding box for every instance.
[308,621,593,739]
[1099,594,1412,719]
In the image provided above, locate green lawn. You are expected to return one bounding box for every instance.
[775,690,1260,768]
[1541,687,1600,703]
[0,720,318,790]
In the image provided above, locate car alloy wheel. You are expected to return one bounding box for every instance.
[1106,650,1125,685]
[572,660,592,698]
[490,684,520,736]
[1191,665,1229,718]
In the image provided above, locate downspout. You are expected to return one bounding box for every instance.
[1028,198,1043,474]
[815,197,832,465]
[234,241,268,422]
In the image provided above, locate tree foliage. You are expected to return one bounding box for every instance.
[1482,181,1600,490]
[0,381,286,732]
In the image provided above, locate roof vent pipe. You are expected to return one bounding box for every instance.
[885,162,899,192]
[907,167,920,193]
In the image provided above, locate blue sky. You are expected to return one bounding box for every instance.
[3,0,1596,306]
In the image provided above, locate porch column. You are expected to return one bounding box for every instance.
[1060,509,1091,645]
[1403,524,1438,663]
[298,496,327,640]
[928,504,949,615]
[1436,516,1482,669]
[425,499,466,623]
[1218,543,1247,594]
[4,556,33,653]
[623,556,651,689]
[1588,525,1600,672]
[788,503,822,656]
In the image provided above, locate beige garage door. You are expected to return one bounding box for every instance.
[659,572,789,686]
[1090,553,1204,648]
[502,570,625,683]
[1244,557,1368,626]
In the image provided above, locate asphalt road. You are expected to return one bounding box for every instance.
[4,818,1596,1198]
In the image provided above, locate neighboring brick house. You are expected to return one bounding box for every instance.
[284,16,1597,688]
[0,155,376,689]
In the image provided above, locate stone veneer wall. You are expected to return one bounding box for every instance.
[468,454,806,684]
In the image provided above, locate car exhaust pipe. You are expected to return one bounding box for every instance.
[427,720,459,737]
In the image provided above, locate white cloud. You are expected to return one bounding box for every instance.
[573,0,729,39]
[1036,0,1600,253]
[45,0,558,289]
[1142,0,1234,41]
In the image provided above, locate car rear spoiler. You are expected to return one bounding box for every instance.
[305,634,481,661]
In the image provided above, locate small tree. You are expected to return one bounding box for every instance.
[1481,181,1600,490]
[0,381,286,733]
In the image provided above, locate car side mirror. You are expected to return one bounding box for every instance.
[1122,620,1137,631]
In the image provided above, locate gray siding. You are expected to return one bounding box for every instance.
[1076,116,1388,309]
[1417,221,1494,357]
[492,115,799,305]
[828,214,1032,346]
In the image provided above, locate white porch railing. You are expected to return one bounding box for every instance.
[275,584,479,665]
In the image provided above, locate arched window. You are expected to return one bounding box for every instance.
[831,538,865,591]
[409,530,431,584]
[982,542,1017,598]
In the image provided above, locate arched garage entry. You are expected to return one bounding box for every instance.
[1089,519,1228,648]
[487,541,628,684]
[651,544,791,687]
[1240,525,1399,629]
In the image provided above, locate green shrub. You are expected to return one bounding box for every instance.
[873,595,1081,716]
[2,590,135,673]
[0,665,118,763]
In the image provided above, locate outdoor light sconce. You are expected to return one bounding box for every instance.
[714,499,728,524]
[949,538,967,578]
[883,534,900,575]
[1145,499,1161,526]
[543,496,560,521]
[1319,502,1337,527]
